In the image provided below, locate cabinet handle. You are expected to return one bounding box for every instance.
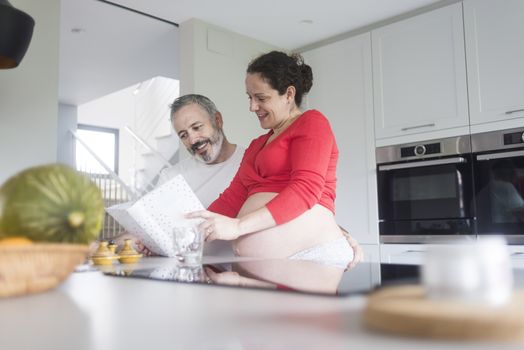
[402,250,426,254]
[505,108,524,115]
[401,123,436,131]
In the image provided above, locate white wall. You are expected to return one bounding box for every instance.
[179,19,278,148]
[0,0,60,184]
[77,84,138,185]
[57,103,78,167]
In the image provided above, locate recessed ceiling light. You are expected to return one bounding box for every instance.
[299,19,314,25]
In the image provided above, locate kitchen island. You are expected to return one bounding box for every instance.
[0,257,522,350]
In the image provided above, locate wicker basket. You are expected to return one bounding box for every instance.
[0,243,89,298]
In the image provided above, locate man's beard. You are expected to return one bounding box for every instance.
[189,129,224,164]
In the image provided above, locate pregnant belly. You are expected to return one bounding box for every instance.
[232,192,342,258]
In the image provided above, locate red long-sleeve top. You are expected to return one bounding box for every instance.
[208,109,339,225]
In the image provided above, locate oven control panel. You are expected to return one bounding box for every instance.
[401,142,441,158]
[503,131,524,146]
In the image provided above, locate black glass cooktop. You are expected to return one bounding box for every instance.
[104,259,423,296]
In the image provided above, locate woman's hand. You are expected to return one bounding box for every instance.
[186,210,242,242]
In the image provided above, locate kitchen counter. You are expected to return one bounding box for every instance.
[0,257,523,350]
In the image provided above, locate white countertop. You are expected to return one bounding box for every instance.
[0,257,523,350]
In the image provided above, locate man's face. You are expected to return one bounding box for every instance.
[172,104,224,164]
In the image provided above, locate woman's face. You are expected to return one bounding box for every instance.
[245,73,294,130]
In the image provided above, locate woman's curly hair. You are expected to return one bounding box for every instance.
[247,51,313,107]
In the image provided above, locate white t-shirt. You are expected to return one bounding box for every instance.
[156,145,245,257]
[157,145,245,208]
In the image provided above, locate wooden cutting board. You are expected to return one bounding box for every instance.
[363,285,524,342]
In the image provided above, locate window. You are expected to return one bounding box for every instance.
[75,124,119,174]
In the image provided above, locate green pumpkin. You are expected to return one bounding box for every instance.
[0,164,104,244]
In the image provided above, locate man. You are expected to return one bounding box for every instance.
[156,94,245,208]
[136,94,245,256]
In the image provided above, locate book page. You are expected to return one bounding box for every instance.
[106,174,205,256]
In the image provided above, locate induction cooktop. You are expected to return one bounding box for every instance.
[104,259,422,297]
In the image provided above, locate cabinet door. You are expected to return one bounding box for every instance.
[464,0,524,129]
[372,3,468,140]
[380,244,428,265]
[303,33,378,244]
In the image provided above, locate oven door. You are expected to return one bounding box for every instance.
[474,149,524,242]
[377,155,475,241]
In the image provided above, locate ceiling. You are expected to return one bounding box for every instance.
[59,0,444,106]
[112,0,445,50]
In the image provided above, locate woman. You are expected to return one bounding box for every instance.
[188,51,358,268]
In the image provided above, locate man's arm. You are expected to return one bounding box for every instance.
[339,226,363,270]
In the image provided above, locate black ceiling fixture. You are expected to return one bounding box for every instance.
[0,0,35,69]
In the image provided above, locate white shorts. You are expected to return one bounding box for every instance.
[288,236,354,269]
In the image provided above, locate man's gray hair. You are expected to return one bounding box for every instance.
[169,94,219,125]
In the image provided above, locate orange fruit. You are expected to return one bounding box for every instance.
[0,236,33,246]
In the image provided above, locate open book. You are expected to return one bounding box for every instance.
[106,174,205,257]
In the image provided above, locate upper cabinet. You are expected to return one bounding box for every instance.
[302,33,378,244]
[372,3,469,142]
[464,0,524,131]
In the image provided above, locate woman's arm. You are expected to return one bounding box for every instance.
[188,206,276,241]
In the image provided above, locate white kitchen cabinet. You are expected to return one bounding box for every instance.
[302,33,378,244]
[381,243,524,268]
[372,3,469,143]
[362,244,380,264]
[464,0,524,133]
[380,244,428,265]
[508,245,524,270]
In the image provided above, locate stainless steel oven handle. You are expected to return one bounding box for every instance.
[476,149,524,161]
[378,157,466,171]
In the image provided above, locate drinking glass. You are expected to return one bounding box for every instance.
[173,226,204,265]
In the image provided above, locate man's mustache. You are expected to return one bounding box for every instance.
[190,139,209,152]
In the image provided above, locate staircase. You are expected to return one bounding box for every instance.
[72,76,181,238]
[130,77,180,193]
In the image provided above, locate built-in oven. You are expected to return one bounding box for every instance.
[376,135,475,243]
[472,127,524,244]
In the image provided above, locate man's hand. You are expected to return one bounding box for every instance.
[346,234,363,270]
[339,226,364,270]
[113,232,156,256]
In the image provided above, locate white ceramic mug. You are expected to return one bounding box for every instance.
[422,237,513,306]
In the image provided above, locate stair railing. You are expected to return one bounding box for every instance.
[125,125,171,167]
[125,125,174,194]
[70,129,138,201]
